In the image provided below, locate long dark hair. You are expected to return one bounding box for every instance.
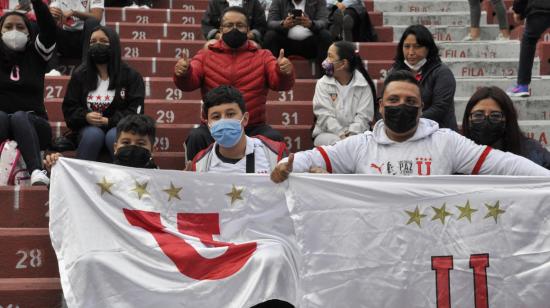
[393,24,441,70]
[334,41,377,102]
[462,86,523,155]
[0,11,35,68]
[79,25,122,92]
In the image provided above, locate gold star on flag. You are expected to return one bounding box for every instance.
[456,200,477,222]
[226,185,244,205]
[163,182,182,201]
[132,181,150,200]
[405,206,427,228]
[96,176,114,195]
[484,201,505,223]
[431,203,452,225]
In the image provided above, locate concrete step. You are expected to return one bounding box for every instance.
[0,187,49,228]
[445,58,539,78]
[455,96,550,121]
[374,0,470,13]
[392,25,500,42]
[438,41,521,59]
[0,278,62,308]
[454,76,550,97]
[382,11,485,27]
[154,0,378,11]
[514,120,550,149]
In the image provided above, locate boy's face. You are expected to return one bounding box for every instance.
[113,131,153,154]
[207,102,248,126]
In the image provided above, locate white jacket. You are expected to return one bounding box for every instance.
[287,118,550,176]
[312,70,374,138]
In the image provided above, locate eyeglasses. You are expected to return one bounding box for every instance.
[221,23,248,32]
[470,111,505,124]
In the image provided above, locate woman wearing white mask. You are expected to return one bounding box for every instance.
[312,41,376,146]
[390,24,458,131]
[0,0,56,186]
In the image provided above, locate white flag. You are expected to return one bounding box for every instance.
[287,174,550,307]
[49,158,300,308]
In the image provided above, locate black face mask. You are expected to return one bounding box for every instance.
[222,28,247,49]
[384,104,419,134]
[114,145,156,169]
[469,120,506,146]
[89,43,111,64]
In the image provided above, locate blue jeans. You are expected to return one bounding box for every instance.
[77,126,116,161]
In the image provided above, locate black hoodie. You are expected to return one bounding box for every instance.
[0,0,56,119]
[62,26,145,131]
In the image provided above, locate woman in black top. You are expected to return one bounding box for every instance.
[0,0,56,186]
[62,26,145,161]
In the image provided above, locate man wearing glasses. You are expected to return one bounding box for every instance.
[174,6,295,161]
[270,70,550,182]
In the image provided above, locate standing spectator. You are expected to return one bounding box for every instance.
[391,24,458,131]
[48,0,103,61]
[312,41,376,146]
[463,0,510,41]
[174,6,295,161]
[62,26,145,161]
[462,86,550,169]
[270,70,550,183]
[507,0,550,97]
[326,0,377,42]
[201,0,267,45]
[264,0,332,76]
[0,0,56,185]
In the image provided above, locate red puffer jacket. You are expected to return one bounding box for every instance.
[173,40,295,126]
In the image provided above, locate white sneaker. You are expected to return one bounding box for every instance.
[462,34,480,41]
[31,170,50,186]
[125,3,140,8]
[496,33,510,41]
[140,5,151,9]
[45,69,62,77]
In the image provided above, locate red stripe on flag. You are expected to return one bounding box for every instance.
[472,146,492,175]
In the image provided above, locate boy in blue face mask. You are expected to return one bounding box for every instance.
[188,85,288,174]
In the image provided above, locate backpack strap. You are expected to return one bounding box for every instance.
[254,135,288,162]
[191,143,215,172]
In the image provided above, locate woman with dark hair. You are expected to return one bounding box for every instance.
[62,25,145,161]
[0,0,56,185]
[391,24,458,131]
[462,86,550,169]
[312,41,376,146]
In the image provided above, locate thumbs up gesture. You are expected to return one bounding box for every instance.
[174,53,190,77]
[270,153,294,183]
[277,49,293,75]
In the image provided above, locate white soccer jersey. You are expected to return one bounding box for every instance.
[52,0,104,30]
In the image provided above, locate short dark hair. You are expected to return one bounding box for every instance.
[394,25,441,67]
[462,86,523,155]
[116,114,156,145]
[381,70,420,98]
[203,85,246,116]
[221,6,248,26]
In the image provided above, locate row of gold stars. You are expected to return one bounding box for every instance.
[96,177,244,204]
[405,201,505,228]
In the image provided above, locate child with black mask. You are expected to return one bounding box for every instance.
[44,114,157,171]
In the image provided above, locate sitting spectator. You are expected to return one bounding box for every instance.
[45,114,158,170]
[0,0,56,185]
[506,0,550,97]
[462,86,550,169]
[174,6,294,161]
[390,24,457,131]
[0,0,49,22]
[104,0,152,8]
[270,70,550,183]
[312,41,376,146]
[48,0,103,61]
[189,85,288,173]
[264,0,332,76]
[326,0,377,42]
[62,25,145,161]
[201,0,266,45]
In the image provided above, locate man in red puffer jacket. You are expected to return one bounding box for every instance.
[174,6,295,161]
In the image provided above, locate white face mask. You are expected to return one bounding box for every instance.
[1,29,28,51]
[404,58,427,71]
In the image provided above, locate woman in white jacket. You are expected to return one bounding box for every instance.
[312,41,376,146]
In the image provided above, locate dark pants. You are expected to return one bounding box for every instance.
[0,111,51,172]
[77,126,117,161]
[185,123,283,161]
[518,13,550,85]
[250,299,294,308]
[263,29,332,77]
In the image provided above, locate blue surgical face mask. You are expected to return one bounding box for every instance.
[209,118,244,148]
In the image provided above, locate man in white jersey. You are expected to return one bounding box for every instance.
[189,85,288,174]
[271,70,550,182]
